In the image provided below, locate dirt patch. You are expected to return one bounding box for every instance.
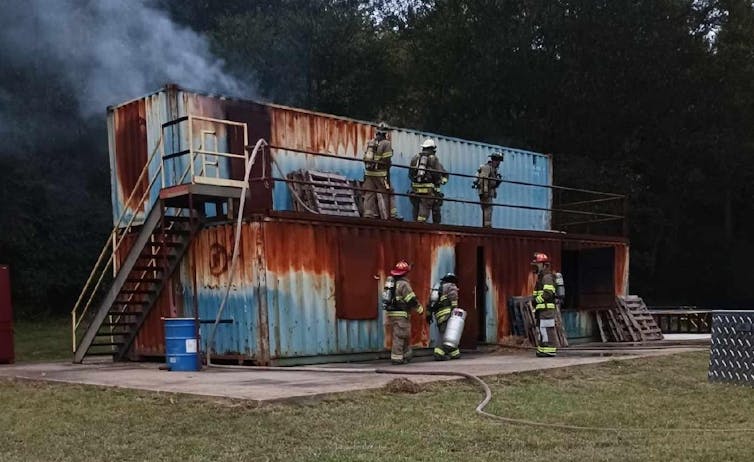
[384,378,423,394]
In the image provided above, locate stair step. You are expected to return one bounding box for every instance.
[90,342,122,347]
[138,252,177,259]
[84,352,116,357]
[126,278,162,284]
[95,331,128,337]
[132,265,165,272]
[101,322,137,327]
[108,311,143,316]
[112,300,149,305]
[119,289,156,294]
[165,216,195,222]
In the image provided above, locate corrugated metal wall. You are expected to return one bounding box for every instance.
[267,105,552,230]
[128,217,627,363]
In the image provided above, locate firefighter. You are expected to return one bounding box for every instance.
[474,152,504,227]
[362,122,401,220]
[427,272,461,360]
[531,252,558,357]
[409,138,448,223]
[383,260,424,365]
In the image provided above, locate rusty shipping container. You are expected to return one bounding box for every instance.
[105,86,628,365]
[108,86,552,230]
[122,216,628,364]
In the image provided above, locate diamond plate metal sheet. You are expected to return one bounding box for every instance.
[708,311,754,386]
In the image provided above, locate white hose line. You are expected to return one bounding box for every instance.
[206,138,267,366]
[207,362,754,433]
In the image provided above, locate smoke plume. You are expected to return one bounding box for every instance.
[0,0,250,118]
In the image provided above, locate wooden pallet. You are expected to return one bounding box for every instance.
[286,169,360,217]
[508,296,568,347]
[595,295,664,343]
[616,295,664,341]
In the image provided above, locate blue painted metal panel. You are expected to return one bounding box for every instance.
[269,124,552,231]
[387,129,551,230]
[561,310,597,342]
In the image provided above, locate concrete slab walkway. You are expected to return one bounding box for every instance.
[0,348,703,403]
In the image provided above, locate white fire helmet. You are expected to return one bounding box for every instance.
[421,138,436,149]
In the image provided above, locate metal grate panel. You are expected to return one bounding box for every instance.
[708,311,754,386]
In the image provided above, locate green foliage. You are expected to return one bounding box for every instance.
[1,352,754,461]
[3,0,754,315]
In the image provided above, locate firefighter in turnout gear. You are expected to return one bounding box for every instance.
[409,138,448,223]
[383,260,424,364]
[427,273,461,360]
[474,152,504,227]
[531,252,557,357]
[363,122,401,220]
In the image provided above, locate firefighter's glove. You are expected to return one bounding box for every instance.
[416,304,424,315]
[535,295,545,304]
[441,177,448,185]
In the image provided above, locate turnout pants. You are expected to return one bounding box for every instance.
[413,192,441,223]
[363,176,398,219]
[433,320,461,360]
[479,194,493,227]
[389,315,412,363]
[536,309,557,357]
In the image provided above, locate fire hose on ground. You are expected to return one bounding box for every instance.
[205,139,754,434]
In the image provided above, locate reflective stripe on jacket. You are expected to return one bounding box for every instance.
[533,271,556,310]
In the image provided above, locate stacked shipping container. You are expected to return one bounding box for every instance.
[108,86,628,365]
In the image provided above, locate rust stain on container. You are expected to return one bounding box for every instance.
[487,236,562,341]
[114,100,148,212]
[115,216,628,362]
[269,105,373,156]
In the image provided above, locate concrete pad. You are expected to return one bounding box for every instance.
[0,348,704,403]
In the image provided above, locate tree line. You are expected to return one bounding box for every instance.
[2,0,753,316]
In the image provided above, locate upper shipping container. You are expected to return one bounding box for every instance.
[107,86,552,231]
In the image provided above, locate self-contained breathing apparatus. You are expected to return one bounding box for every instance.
[364,140,379,171]
[472,166,502,190]
[412,153,431,184]
[554,272,565,308]
[382,276,396,310]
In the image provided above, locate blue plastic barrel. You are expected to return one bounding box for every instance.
[163,317,201,372]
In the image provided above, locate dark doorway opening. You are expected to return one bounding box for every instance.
[476,246,486,342]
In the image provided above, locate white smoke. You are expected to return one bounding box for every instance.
[0,0,250,117]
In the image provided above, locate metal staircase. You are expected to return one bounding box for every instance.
[72,114,250,363]
[73,203,202,363]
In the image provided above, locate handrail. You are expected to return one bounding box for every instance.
[266,144,627,198]
[72,113,250,354]
[75,166,163,330]
[71,135,163,351]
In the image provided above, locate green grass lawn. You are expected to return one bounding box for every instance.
[1,351,752,461]
[12,317,70,362]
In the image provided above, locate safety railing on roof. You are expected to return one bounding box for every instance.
[253,144,627,236]
[160,115,249,189]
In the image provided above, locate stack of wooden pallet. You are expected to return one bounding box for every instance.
[508,296,568,347]
[595,295,664,343]
[286,169,360,217]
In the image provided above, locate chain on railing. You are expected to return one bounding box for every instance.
[258,144,627,234]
